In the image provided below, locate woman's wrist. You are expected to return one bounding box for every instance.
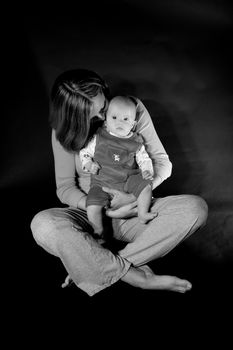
[106,201,138,219]
[126,193,136,204]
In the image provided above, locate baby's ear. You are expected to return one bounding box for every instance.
[104,120,110,132]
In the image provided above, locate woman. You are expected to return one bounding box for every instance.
[31,69,208,296]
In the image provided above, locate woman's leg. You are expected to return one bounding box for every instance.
[31,195,208,295]
[114,195,208,265]
[30,207,130,296]
[113,195,208,292]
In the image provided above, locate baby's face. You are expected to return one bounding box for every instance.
[106,101,136,137]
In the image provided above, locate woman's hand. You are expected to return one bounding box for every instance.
[102,187,136,210]
[106,201,138,219]
[102,187,138,219]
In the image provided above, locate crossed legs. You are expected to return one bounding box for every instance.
[30,194,208,296]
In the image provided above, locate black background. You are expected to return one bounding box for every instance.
[2,0,233,341]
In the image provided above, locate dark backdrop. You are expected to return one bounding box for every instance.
[2,0,233,338]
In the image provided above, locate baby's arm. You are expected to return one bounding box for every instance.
[136,145,154,180]
[84,160,100,174]
[79,136,100,174]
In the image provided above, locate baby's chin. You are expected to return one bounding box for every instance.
[106,125,130,137]
[114,131,129,137]
[114,128,129,137]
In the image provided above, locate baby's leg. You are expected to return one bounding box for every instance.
[138,184,157,224]
[87,205,104,236]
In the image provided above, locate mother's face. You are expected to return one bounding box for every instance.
[90,93,108,120]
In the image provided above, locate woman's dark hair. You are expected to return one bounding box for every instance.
[49,69,110,152]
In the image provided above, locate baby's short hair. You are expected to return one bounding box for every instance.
[109,95,136,110]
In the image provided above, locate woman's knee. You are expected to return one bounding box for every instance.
[185,195,208,226]
[30,209,57,246]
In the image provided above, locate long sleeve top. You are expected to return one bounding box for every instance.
[51,98,172,207]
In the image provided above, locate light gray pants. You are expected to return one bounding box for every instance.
[30,195,208,296]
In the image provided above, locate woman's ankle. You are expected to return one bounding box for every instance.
[121,266,148,288]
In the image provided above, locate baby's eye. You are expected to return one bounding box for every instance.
[124,117,129,121]
[112,116,117,119]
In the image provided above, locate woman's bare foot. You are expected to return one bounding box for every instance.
[121,265,192,293]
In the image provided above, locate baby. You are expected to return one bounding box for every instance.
[80,96,157,241]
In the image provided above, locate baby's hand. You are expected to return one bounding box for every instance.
[90,162,101,174]
[142,170,153,180]
[84,160,101,174]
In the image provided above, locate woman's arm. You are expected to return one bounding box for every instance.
[135,98,172,189]
[52,129,87,209]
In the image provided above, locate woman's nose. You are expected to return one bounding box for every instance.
[96,112,105,120]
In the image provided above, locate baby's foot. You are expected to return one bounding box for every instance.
[139,212,158,224]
